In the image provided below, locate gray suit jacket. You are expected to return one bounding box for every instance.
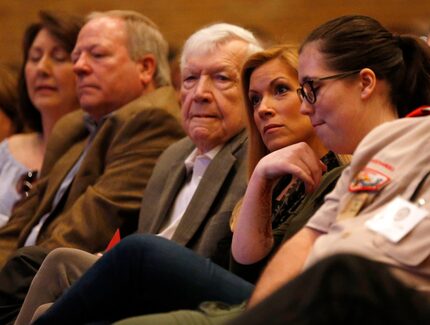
[138,130,248,267]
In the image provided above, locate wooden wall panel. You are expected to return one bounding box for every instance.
[1,0,429,68]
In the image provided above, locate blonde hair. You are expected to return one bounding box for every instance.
[230,45,299,231]
[241,44,299,178]
[230,44,350,230]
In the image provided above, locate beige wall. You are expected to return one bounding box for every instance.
[1,0,429,68]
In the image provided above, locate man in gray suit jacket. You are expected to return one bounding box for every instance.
[138,130,247,266]
[9,23,263,324]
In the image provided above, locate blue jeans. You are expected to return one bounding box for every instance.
[34,234,254,324]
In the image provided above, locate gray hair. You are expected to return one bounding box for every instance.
[87,10,171,87]
[180,23,262,70]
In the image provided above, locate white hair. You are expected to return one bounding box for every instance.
[180,23,262,69]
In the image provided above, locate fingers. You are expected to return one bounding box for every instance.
[255,142,327,192]
[288,159,320,193]
[289,144,325,192]
[286,163,316,193]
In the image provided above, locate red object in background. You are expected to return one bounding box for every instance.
[105,229,121,251]
[406,106,430,117]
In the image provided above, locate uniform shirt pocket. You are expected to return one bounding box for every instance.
[373,217,430,266]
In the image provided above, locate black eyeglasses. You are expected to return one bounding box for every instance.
[16,170,38,198]
[297,69,362,104]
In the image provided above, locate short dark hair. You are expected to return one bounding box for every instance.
[300,15,430,117]
[18,11,83,132]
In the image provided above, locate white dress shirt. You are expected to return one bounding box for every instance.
[157,145,222,239]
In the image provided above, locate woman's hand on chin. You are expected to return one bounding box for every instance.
[253,142,326,193]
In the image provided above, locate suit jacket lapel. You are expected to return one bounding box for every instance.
[171,133,244,246]
[37,138,88,216]
[19,137,88,242]
[138,138,195,234]
[143,162,187,233]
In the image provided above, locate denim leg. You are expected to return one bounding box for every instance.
[34,234,254,325]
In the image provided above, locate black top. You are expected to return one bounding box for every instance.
[230,151,345,284]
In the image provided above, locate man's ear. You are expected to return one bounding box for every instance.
[137,54,156,86]
[359,68,377,100]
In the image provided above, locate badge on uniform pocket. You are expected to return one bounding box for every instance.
[365,196,428,243]
[349,167,390,192]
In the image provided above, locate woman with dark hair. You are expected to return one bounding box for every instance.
[0,65,22,141]
[295,14,430,153]
[0,11,83,224]
[230,15,430,324]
